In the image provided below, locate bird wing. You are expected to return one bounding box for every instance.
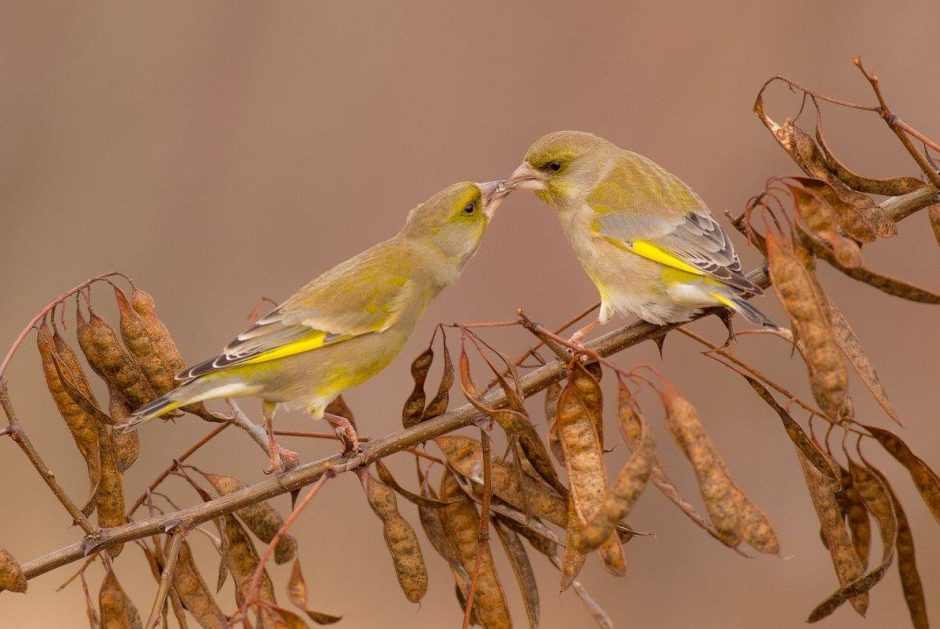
[178,244,418,381]
[588,153,760,294]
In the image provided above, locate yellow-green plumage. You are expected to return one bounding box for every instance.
[510,130,773,327]
[129,181,507,428]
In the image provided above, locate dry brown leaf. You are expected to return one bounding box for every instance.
[99,568,142,629]
[862,425,940,524]
[360,470,428,603]
[0,546,27,593]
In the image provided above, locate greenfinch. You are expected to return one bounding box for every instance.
[126,180,510,472]
[507,130,772,340]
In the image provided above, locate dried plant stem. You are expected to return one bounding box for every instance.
[0,381,97,535]
[143,527,187,629]
[14,185,936,586]
[461,430,493,629]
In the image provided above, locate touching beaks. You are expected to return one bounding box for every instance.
[507,161,548,192]
[479,180,512,217]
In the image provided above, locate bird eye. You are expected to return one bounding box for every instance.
[547,161,562,172]
[462,202,476,215]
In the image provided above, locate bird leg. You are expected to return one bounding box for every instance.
[712,308,737,348]
[568,319,600,347]
[323,411,360,456]
[261,401,299,475]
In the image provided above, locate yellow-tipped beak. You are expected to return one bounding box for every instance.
[478,180,512,217]
[507,161,548,192]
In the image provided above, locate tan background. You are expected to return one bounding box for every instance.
[2,2,938,627]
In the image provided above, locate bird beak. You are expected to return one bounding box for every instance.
[479,180,512,217]
[507,161,547,192]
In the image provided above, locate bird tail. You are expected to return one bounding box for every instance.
[725,294,777,328]
[122,378,212,431]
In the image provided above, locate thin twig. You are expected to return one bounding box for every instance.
[0,381,97,535]
[14,187,935,585]
[144,527,188,629]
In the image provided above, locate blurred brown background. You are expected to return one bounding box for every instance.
[2,2,938,627]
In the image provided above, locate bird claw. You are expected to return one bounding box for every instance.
[263,445,300,475]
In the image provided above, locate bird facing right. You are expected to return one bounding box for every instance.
[507,130,773,340]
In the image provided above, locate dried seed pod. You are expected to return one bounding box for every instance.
[198,471,296,564]
[439,471,511,627]
[808,238,940,304]
[107,388,139,472]
[95,424,126,556]
[888,491,927,629]
[402,347,433,428]
[0,546,27,593]
[766,228,849,419]
[36,319,102,496]
[99,568,142,629]
[578,411,654,551]
[437,435,568,527]
[77,307,155,408]
[544,382,565,465]
[286,559,342,625]
[862,425,940,524]
[360,471,428,603]
[839,467,871,567]
[424,341,454,420]
[662,389,744,546]
[221,514,276,606]
[493,519,539,629]
[799,452,868,617]
[172,540,226,629]
[571,362,604,448]
[789,184,863,268]
[790,177,877,243]
[560,496,589,590]
[739,496,780,555]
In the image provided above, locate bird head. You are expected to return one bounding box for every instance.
[401,180,510,263]
[508,130,616,208]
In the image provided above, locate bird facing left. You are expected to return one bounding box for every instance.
[122,180,511,474]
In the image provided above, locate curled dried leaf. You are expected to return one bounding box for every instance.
[198,470,296,564]
[862,425,940,524]
[0,546,27,593]
[99,568,142,629]
[402,347,433,428]
[439,471,511,627]
[360,471,428,603]
[287,559,342,625]
[76,307,155,408]
[799,454,868,622]
[36,319,102,500]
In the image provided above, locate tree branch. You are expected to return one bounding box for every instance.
[14,184,937,586]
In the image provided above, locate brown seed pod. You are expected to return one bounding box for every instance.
[862,425,940,524]
[0,546,27,593]
[766,228,850,419]
[107,388,139,472]
[171,540,226,629]
[286,559,342,625]
[221,514,276,606]
[437,435,568,528]
[886,490,928,629]
[799,452,868,617]
[493,519,539,629]
[99,568,142,629]
[788,184,863,268]
[790,177,877,244]
[560,495,589,590]
[739,496,780,555]
[402,346,433,428]
[544,382,565,466]
[839,467,871,567]
[76,306,155,408]
[197,471,297,564]
[571,361,604,448]
[578,410,654,552]
[95,424,126,556]
[36,319,102,497]
[439,471,511,627]
[424,340,454,420]
[662,389,744,547]
[360,470,428,603]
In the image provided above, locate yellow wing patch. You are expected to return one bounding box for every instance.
[241,331,345,365]
[602,236,705,276]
